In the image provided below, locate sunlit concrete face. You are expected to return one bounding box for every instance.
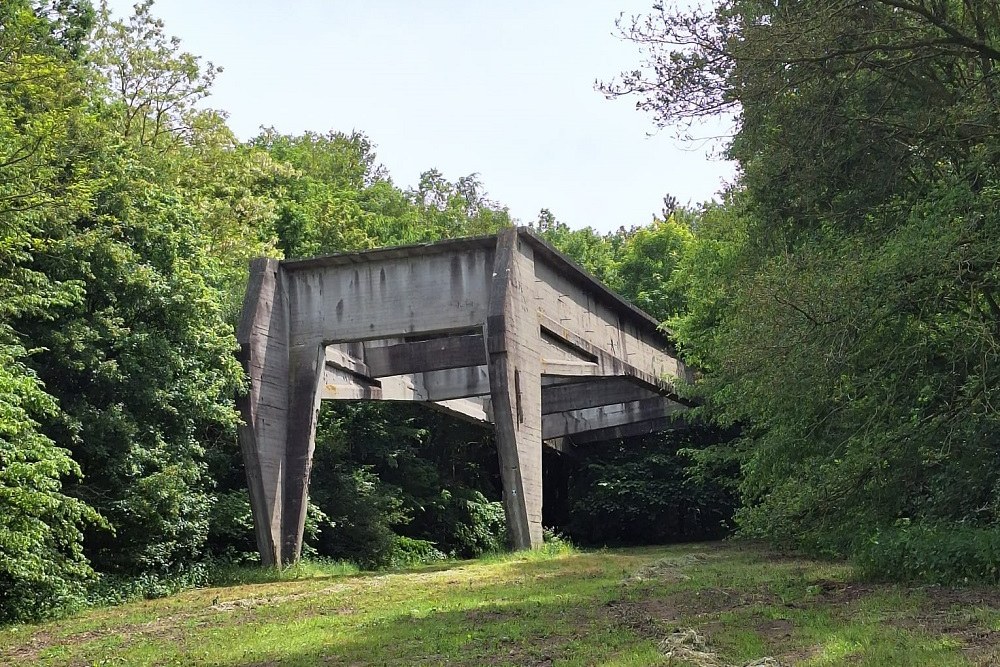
[236,227,693,566]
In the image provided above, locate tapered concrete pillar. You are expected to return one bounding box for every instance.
[236,259,325,565]
[280,342,325,562]
[235,258,287,566]
[486,228,544,549]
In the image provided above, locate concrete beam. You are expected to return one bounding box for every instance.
[325,346,374,380]
[538,331,596,363]
[418,365,491,400]
[322,364,492,424]
[568,416,688,444]
[530,243,694,387]
[541,377,659,415]
[541,358,601,376]
[542,437,574,454]
[539,314,686,399]
[426,396,493,425]
[541,396,685,440]
[323,357,491,402]
[283,246,495,345]
[364,334,487,377]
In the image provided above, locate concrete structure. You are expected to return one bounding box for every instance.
[236,227,693,565]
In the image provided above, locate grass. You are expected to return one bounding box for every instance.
[2,541,999,666]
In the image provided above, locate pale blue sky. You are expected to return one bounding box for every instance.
[106,1,735,232]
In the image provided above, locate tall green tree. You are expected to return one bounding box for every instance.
[0,0,104,622]
[609,0,1000,569]
[6,0,246,577]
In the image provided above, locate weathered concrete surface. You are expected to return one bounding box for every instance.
[235,258,286,566]
[236,227,692,564]
[486,229,544,549]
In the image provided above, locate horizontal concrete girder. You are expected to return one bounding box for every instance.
[568,416,688,444]
[364,334,487,377]
[322,364,492,424]
[540,359,601,376]
[541,396,686,440]
[541,377,659,415]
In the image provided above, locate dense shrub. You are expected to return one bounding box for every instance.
[853,523,1000,585]
[413,488,506,558]
[0,349,102,624]
[389,537,447,568]
[206,489,327,564]
[206,490,259,564]
[85,563,211,607]
[313,466,406,570]
[564,428,736,546]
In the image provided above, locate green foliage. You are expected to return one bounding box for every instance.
[206,490,257,564]
[610,215,694,321]
[0,0,103,624]
[0,345,102,623]
[565,429,735,546]
[315,465,404,570]
[532,210,621,284]
[667,201,749,369]
[18,159,245,574]
[253,130,513,260]
[388,536,447,568]
[93,0,221,147]
[535,529,576,558]
[307,402,506,568]
[308,403,421,569]
[855,523,1000,585]
[1,1,244,621]
[612,0,1000,583]
[680,178,1000,562]
[85,563,210,607]
[416,488,507,559]
[534,208,697,322]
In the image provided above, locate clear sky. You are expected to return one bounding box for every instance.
[105,1,735,233]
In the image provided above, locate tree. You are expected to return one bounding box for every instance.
[92,0,220,147]
[0,0,103,622]
[603,0,1000,237]
[609,0,1000,569]
[612,215,695,322]
[5,1,247,578]
[532,210,621,284]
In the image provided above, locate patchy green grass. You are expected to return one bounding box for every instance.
[2,541,999,666]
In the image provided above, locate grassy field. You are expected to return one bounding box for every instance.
[2,541,1000,666]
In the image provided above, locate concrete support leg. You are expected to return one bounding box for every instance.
[487,228,543,549]
[280,343,325,563]
[236,259,324,565]
[235,258,287,566]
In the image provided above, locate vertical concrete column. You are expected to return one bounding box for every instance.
[236,260,325,565]
[235,258,287,566]
[486,228,544,549]
[280,341,325,563]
